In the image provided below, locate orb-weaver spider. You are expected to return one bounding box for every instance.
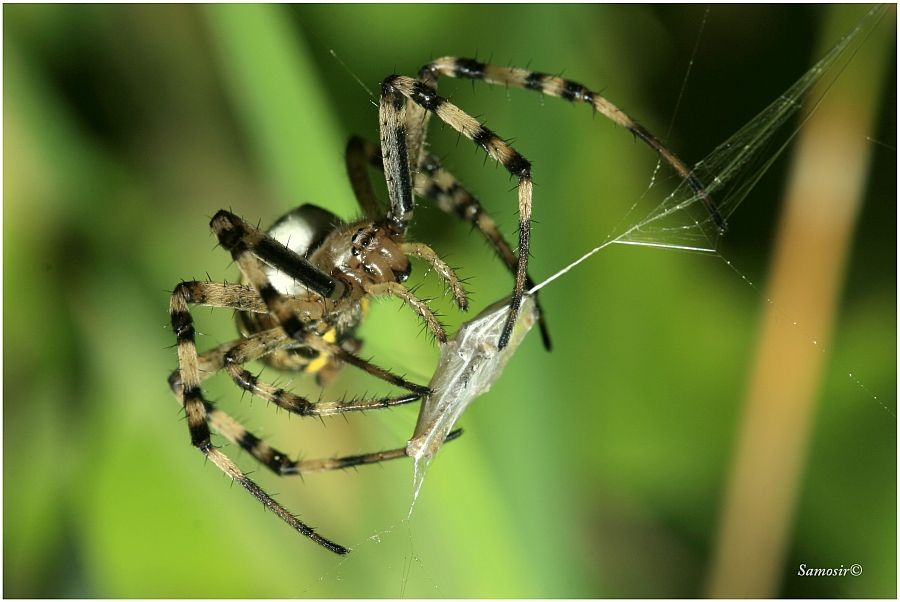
[167,57,722,555]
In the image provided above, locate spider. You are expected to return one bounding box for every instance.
[168,57,723,555]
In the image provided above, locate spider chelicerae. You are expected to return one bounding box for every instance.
[168,57,723,555]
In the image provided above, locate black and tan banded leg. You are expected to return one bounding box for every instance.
[416,57,724,231]
[167,327,424,419]
[169,280,431,397]
[398,58,726,346]
[221,327,425,415]
[206,406,463,477]
[167,281,346,383]
[414,152,553,350]
[380,74,534,349]
[169,282,349,555]
[209,210,338,343]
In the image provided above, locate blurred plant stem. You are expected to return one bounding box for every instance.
[705,5,894,598]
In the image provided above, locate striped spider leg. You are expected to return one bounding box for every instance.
[170,164,469,553]
[168,282,461,555]
[380,57,725,349]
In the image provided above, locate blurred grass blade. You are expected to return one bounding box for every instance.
[204,4,354,216]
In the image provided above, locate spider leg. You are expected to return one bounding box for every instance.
[170,280,270,313]
[402,61,443,170]
[419,57,724,231]
[225,328,425,415]
[379,84,416,237]
[208,404,463,477]
[362,280,450,343]
[169,283,348,555]
[168,281,350,383]
[414,152,552,350]
[262,334,363,387]
[399,243,468,311]
[398,57,729,347]
[170,281,430,396]
[381,75,533,349]
[168,332,440,478]
[168,326,424,417]
[210,210,342,331]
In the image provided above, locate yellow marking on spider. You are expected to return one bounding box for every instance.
[303,328,338,375]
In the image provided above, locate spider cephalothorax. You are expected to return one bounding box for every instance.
[168,57,721,555]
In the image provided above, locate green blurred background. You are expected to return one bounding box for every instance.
[4,4,895,598]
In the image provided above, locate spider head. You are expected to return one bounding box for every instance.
[345,220,411,285]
